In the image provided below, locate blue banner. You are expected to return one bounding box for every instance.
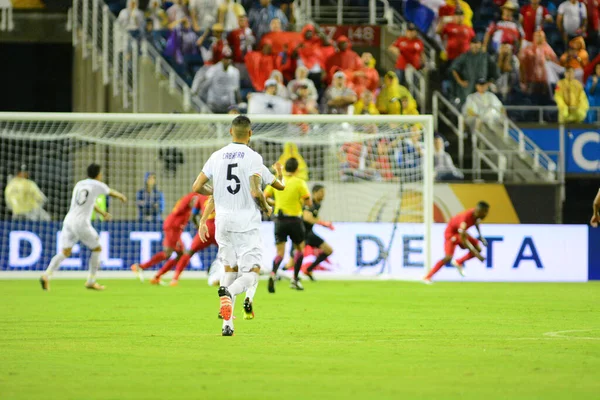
[589,227,600,280]
[522,128,600,173]
[0,221,217,271]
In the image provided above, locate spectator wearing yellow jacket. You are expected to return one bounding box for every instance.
[376,71,417,114]
[354,90,379,115]
[554,66,589,123]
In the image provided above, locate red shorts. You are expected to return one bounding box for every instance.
[444,233,479,256]
[163,227,184,252]
[190,221,217,253]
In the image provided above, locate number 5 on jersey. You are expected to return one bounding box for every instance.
[227,163,240,195]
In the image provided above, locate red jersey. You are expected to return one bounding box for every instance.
[228,28,254,63]
[582,0,600,31]
[164,193,203,230]
[442,23,475,60]
[392,37,424,70]
[444,208,479,239]
[486,20,524,50]
[520,5,550,42]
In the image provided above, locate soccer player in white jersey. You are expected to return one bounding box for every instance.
[40,164,127,291]
[192,115,272,336]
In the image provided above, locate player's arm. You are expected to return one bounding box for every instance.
[475,220,487,246]
[303,208,335,230]
[94,204,112,221]
[251,174,272,215]
[192,172,213,195]
[190,197,202,229]
[459,222,483,260]
[108,189,127,203]
[591,189,600,228]
[199,196,214,242]
[271,163,285,190]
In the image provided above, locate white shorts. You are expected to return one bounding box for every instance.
[215,221,262,273]
[60,220,101,250]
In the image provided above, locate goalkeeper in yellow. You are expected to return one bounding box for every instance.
[265,158,312,292]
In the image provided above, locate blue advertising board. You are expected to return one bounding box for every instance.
[522,128,600,173]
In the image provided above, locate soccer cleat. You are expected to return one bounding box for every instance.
[85,282,106,290]
[243,297,254,320]
[268,275,276,293]
[218,286,233,321]
[130,263,144,282]
[169,279,178,287]
[222,326,234,336]
[305,271,316,281]
[422,277,433,285]
[290,279,304,291]
[451,260,466,277]
[150,277,166,286]
[39,275,49,291]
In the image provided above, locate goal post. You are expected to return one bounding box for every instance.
[0,113,433,277]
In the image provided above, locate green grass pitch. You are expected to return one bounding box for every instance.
[1,279,599,399]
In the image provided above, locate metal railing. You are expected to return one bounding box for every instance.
[504,105,600,124]
[73,0,207,113]
[405,65,427,114]
[0,0,13,31]
[304,0,392,25]
[471,131,507,183]
[432,91,465,169]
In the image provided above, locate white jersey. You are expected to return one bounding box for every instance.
[64,179,110,224]
[202,143,264,232]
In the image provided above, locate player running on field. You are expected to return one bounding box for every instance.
[423,201,489,283]
[265,157,312,292]
[302,184,335,281]
[192,115,272,336]
[200,163,285,319]
[130,192,203,284]
[40,163,127,291]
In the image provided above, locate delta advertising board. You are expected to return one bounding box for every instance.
[0,221,589,282]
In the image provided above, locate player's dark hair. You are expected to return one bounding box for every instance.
[231,115,252,132]
[87,163,101,179]
[477,201,490,209]
[312,184,325,193]
[285,157,299,173]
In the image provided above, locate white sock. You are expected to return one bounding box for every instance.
[246,279,258,303]
[227,272,258,297]
[44,253,67,277]
[222,271,237,329]
[87,251,101,284]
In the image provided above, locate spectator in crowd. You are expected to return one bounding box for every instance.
[519,30,558,104]
[434,134,464,181]
[292,82,319,115]
[325,36,363,81]
[164,18,201,78]
[228,15,255,64]
[117,0,145,32]
[269,70,290,99]
[263,78,281,96]
[519,0,553,48]
[582,0,600,44]
[278,142,309,180]
[493,40,520,102]
[585,63,600,122]
[269,17,283,33]
[197,48,241,113]
[396,125,424,181]
[189,0,219,31]
[245,39,284,92]
[197,23,228,65]
[400,96,420,115]
[554,65,589,123]
[321,71,357,114]
[288,66,318,101]
[372,139,394,181]
[340,140,377,181]
[248,0,288,41]
[145,0,168,31]
[437,9,474,65]
[560,36,589,79]
[354,90,379,115]
[388,23,424,84]
[218,0,246,31]
[438,0,473,27]
[346,52,380,97]
[166,0,190,24]
[136,172,165,222]
[462,78,505,132]
[377,71,418,114]
[4,165,50,221]
[142,17,167,50]
[451,38,499,104]
[483,2,524,54]
[557,0,587,45]
[294,24,334,93]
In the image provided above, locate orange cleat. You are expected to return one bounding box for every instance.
[169,279,178,287]
[218,286,233,321]
[131,263,144,282]
[85,282,106,290]
[150,277,164,285]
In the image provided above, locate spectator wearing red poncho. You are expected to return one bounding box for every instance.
[244,39,285,92]
[346,52,380,98]
[581,0,600,44]
[228,16,255,64]
[388,23,424,84]
[483,2,524,53]
[519,0,553,48]
[519,30,558,103]
[293,24,334,94]
[325,36,363,82]
[437,9,474,65]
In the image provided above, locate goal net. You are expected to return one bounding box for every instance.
[0,113,433,278]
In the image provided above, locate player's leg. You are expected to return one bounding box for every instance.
[243,275,257,320]
[79,226,105,290]
[207,259,224,287]
[214,225,237,336]
[172,222,216,285]
[41,224,77,290]
[455,235,483,266]
[424,237,456,283]
[152,243,182,284]
[284,244,295,270]
[290,221,306,290]
[268,221,287,294]
[131,228,179,277]
[305,234,331,281]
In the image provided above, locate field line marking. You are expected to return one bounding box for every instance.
[543,329,600,340]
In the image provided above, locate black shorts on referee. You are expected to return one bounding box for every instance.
[274,217,305,245]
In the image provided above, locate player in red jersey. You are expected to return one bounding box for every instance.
[130,192,203,285]
[423,201,490,283]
